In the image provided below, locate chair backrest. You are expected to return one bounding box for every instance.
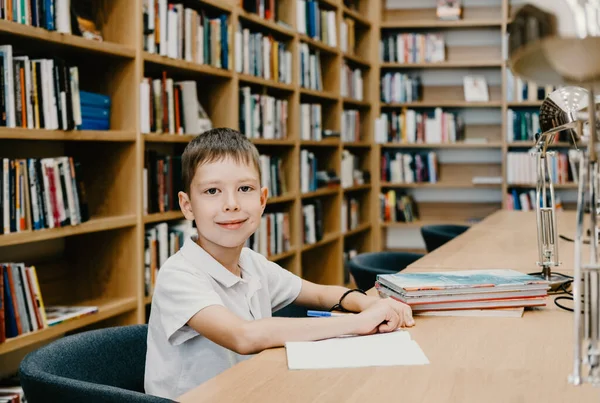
[19,324,173,403]
[348,252,424,291]
[421,224,470,253]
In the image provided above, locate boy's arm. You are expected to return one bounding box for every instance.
[187,299,403,355]
[293,280,414,326]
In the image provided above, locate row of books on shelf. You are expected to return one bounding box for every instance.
[506,151,578,185]
[0,45,112,130]
[143,151,183,215]
[380,33,445,64]
[1,262,99,343]
[300,103,322,141]
[341,109,361,142]
[380,191,418,223]
[376,269,549,312]
[1,157,89,235]
[299,44,324,91]
[302,199,323,245]
[259,154,288,198]
[341,196,360,233]
[341,150,368,189]
[381,151,439,184]
[0,380,24,403]
[340,17,356,56]
[506,109,539,142]
[375,109,465,145]
[297,0,337,47]
[144,220,193,297]
[380,73,421,104]
[143,0,229,69]
[140,75,211,135]
[241,0,278,21]
[240,87,288,140]
[245,212,292,258]
[504,189,566,212]
[506,69,555,102]
[234,26,292,84]
[340,62,363,101]
[300,151,340,193]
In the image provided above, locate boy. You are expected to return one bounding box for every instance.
[144,128,414,399]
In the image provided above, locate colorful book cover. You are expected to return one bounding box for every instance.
[44,305,98,327]
[377,269,549,292]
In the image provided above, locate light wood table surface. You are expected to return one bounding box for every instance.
[179,210,600,403]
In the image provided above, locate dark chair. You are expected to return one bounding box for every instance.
[348,251,425,291]
[421,224,470,253]
[19,324,173,403]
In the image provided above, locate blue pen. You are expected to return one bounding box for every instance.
[307,310,349,317]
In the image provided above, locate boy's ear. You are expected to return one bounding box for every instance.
[260,186,268,212]
[179,191,195,221]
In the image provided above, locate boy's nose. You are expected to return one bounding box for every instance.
[223,193,240,212]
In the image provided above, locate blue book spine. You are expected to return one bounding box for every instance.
[307,1,315,38]
[220,14,228,70]
[79,117,110,131]
[45,0,55,31]
[81,105,110,120]
[4,268,18,338]
[79,91,111,108]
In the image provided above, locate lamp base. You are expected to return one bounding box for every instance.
[530,271,572,292]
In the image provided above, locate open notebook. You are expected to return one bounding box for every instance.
[285,330,429,370]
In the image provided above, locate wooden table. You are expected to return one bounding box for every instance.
[179,211,600,403]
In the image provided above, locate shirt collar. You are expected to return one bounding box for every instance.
[180,236,258,289]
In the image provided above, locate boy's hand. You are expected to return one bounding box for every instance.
[355,299,413,335]
[379,297,415,328]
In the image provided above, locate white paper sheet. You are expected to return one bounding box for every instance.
[285,330,429,370]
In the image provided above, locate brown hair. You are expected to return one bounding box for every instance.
[181,127,261,195]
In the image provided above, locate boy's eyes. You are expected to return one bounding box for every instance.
[203,186,253,194]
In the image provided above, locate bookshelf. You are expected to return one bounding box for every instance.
[0,0,380,375]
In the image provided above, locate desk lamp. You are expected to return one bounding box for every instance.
[508,0,600,386]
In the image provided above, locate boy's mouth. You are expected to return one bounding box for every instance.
[216,218,248,229]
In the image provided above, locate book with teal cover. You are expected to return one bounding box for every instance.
[377,269,549,293]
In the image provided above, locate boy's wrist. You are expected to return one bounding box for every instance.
[340,293,380,313]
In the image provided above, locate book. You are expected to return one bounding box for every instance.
[463,75,489,102]
[45,305,98,326]
[437,0,462,20]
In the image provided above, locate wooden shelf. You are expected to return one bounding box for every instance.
[381,6,503,28]
[269,249,297,262]
[301,232,340,252]
[299,34,339,55]
[144,133,196,143]
[381,182,502,189]
[508,141,576,148]
[381,46,502,69]
[343,53,371,69]
[343,7,372,27]
[381,142,503,149]
[237,10,295,38]
[267,193,297,205]
[508,183,578,189]
[144,211,185,224]
[0,297,137,355]
[342,98,370,108]
[343,141,371,148]
[299,88,339,101]
[343,184,371,192]
[301,187,340,199]
[301,139,340,147]
[0,128,136,141]
[143,52,233,78]
[251,138,296,146]
[0,215,137,247]
[506,101,544,107]
[344,223,372,237]
[381,60,502,68]
[238,74,295,91]
[0,20,136,57]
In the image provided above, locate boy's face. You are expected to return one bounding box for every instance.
[179,156,267,252]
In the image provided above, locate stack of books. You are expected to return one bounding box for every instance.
[78,91,110,131]
[376,269,549,312]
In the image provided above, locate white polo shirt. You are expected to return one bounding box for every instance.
[144,237,303,399]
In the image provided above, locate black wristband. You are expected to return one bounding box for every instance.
[329,288,367,312]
